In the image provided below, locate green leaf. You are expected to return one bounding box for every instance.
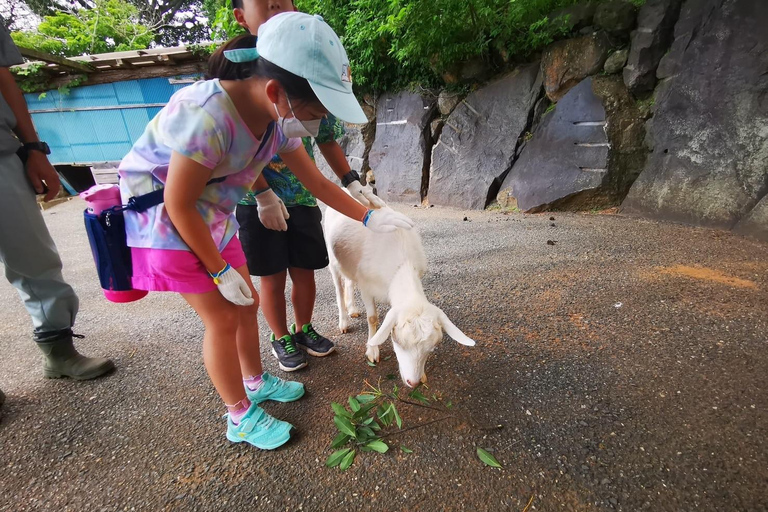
[331,402,351,418]
[353,402,378,421]
[446,400,453,409]
[330,433,351,449]
[366,359,377,367]
[392,403,403,429]
[400,446,413,453]
[334,415,356,437]
[355,425,373,442]
[356,394,376,404]
[358,426,376,440]
[348,396,361,412]
[477,447,502,468]
[339,449,356,470]
[378,403,394,426]
[365,440,389,453]
[326,448,352,467]
[384,355,392,361]
[386,373,397,380]
[409,390,430,404]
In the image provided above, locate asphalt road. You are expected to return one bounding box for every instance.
[1,199,766,512]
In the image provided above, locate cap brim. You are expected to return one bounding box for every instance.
[309,82,368,125]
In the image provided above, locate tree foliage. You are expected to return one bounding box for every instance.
[294,0,589,95]
[8,0,621,95]
[202,0,244,41]
[7,0,209,47]
[11,0,155,56]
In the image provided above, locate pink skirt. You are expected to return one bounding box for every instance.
[131,236,248,294]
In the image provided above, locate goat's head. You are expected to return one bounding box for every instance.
[367,304,476,388]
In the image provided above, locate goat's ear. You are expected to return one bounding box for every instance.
[436,308,476,346]
[368,308,397,346]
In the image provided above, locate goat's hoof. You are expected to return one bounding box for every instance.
[365,345,380,363]
[339,318,350,334]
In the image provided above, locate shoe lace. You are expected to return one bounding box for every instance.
[281,336,298,354]
[251,407,275,429]
[305,325,320,341]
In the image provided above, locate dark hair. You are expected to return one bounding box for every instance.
[206,34,320,105]
[231,0,243,9]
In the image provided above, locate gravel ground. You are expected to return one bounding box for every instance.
[1,198,766,512]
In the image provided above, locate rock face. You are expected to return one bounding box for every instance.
[428,64,542,210]
[551,2,597,31]
[368,92,436,204]
[541,33,611,101]
[312,124,366,182]
[497,76,644,212]
[437,90,462,115]
[594,0,638,36]
[734,195,768,241]
[623,0,683,94]
[604,49,629,74]
[623,0,768,239]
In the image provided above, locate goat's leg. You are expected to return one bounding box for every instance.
[344,278,360,317]
[329,262,351,333]
[361,291,380,363]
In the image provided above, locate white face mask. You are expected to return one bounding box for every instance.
[274,96,323,138]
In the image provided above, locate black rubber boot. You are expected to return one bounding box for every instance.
[35,329,115,380]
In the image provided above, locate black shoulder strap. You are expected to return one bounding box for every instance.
[126,122,276,213]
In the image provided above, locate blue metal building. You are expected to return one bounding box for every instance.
[24,76,195,166]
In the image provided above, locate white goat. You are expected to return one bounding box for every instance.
[323,202,476,388]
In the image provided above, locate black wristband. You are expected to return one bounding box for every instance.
[23,141,51,155]
[341,170,361,188]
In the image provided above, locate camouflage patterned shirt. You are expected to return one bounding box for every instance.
[239,114,345,207]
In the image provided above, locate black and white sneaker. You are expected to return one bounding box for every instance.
[270,333,308,372]
[291,323,336,357]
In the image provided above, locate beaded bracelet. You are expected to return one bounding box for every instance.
[208,263,232,285]
[362,209,374,226]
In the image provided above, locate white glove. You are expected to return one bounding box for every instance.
[362,208,415,233]
[211,264,254,306]
[347,180,387,209]
[255,189,289,231]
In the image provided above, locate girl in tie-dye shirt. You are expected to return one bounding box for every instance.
[117,13,414,450]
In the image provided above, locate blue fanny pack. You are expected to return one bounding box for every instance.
[83,123,274,302]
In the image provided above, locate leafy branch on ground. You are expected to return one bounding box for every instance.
[326,379,503,471]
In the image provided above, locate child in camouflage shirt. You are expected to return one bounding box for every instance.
[227,1,384,371]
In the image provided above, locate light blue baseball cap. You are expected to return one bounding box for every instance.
[256,12,368,125]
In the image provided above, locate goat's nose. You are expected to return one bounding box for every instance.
[405,379,417,388]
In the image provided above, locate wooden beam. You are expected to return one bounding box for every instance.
[46,61,207,89]
[17,47,94,74]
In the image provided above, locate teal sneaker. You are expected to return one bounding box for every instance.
[225,402,293,450]
[246,372,305,405]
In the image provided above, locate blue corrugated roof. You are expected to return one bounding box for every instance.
[25,76,197,165]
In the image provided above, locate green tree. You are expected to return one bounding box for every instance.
[202,0,244,41]
[9,0,210,47]
[11,0,155,57]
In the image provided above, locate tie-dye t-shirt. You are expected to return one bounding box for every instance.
[119,79,301,251]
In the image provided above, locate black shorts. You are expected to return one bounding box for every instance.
[236,204,329,277]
